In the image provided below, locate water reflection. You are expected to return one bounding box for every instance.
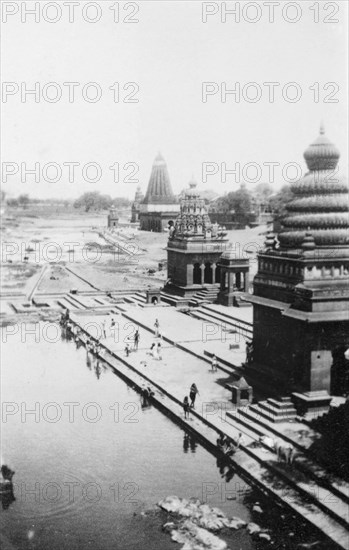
[0,486,16,510]
[216,455,235,483]
[183,433,198,454]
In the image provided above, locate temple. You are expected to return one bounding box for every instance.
[248,125,349,409]
[139,153,180,232]
[131,186,144,223]
[107,205,119,228]
[164,181,229,303]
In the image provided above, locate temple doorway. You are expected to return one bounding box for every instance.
[193,263,201,285]
[204,263,212,284]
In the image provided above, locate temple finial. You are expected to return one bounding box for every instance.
[320,121,325,135]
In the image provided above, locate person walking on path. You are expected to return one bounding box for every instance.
[125,343,130,357]
[134,329,140,351]
[189,383,199,409]
[211,355,218,372]
[110,318,116,338]
[154,319,160,337]
[183,396,190,419]
[157,341,162,360]
[101,319,107,339]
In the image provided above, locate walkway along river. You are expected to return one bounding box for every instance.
[1,323,341,550]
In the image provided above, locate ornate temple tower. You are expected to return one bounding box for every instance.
[139,153,180,231]
[131,186,144,223]
[164,181,229,300]
[249,125,349,404]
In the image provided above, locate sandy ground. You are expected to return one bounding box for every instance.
[1,208,267,297]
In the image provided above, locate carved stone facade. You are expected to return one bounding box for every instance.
[249,125,349,399]
[164,182,229,298]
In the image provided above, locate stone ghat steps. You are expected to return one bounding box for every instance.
[225,408,349,506]
[246,401,297,424]
[188,308,238,334]
[190,306,251,341]
[220,415,349,531]
[202,304,253,337]
[188,285,221,307]
[69,315,349,548]
[69,317,349,548]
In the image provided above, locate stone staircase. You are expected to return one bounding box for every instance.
[189,285,220,306]
[240,396,297,424]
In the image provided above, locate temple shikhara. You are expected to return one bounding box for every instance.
[248,125,349,412]
[139,153,180,232]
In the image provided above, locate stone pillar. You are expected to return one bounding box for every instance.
[220,268,225,290]
[200,263,205,285]
[186,263,194,285]
[229,272,235,292]
[212,263,216,284]
[244,271,249,292]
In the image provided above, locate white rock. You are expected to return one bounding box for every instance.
[259,533,271,541]
[228,517,246,529]
[247,522,262,535]
[252,504,263,513]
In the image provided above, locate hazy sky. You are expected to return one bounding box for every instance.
[2,0,348,199]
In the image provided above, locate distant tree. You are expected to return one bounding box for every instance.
[111,197,132,208]
[230,186,253,215]
[73,191,112,212]
[254,182,274,201]
[7,198,19,208]
[18,194,30,208]
[268,185,294,220]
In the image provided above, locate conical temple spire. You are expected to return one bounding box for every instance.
[143,153,176,204]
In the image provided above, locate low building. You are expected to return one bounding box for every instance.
[139,153,180,232]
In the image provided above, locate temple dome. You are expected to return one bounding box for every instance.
[143,153,177,205]
[303,123,340,171]
[278,125,349,248]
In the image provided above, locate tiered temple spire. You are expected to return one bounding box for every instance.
[279,125,349,248]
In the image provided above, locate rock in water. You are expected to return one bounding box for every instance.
[247,522,262,535]
[172,519,228,550]
[252,504,263,513]
[228,517,246,529]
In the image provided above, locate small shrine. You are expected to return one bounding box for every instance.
[217,249,250,306]
[107,205,119,228]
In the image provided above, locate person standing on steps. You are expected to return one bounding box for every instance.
[134,329,140,351]
[211,355,218,372]
[183,396,190,419]
[189,383,199,408]
[154,319,160,337]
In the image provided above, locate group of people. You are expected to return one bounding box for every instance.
[125,328,140,357]
[216,431,245,456]
[183,383,200,419]
[148,341,162,360]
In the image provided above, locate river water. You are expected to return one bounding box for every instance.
[1,324,327,549]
